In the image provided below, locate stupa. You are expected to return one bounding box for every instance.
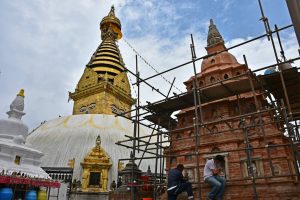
[0,90,60,200]
[0,89,48,178]
[26,6,155,200]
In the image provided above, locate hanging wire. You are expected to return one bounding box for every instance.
[128,73,143,105]
[122,37,184,93]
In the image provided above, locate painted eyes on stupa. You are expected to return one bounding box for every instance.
[89,103,96,110]
[111,105,125,115]
[79,103,96,113]
[80,106,87,113]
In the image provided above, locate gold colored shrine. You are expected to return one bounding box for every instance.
[81,135,112,192]
[69,6,134,117]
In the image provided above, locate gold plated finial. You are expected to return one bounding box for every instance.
[100,6,122,40]
[96,135,101,146]
[17,89,25,97]
[108,5,115,17]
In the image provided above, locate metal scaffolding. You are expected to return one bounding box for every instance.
[115,1,300,199]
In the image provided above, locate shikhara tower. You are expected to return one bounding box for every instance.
[69,6,134,117]
[165,19,300,199]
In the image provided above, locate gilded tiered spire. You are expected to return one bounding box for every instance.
[70,6,134,116]
[88,6,125,80]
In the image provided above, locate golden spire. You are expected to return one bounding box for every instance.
[96,135,101,147]
[87,6,125,80]
[17,89,25,97]
[100,6,122,40]
[69,6,134,117]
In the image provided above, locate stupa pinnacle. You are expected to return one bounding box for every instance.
[0,89,49,178]
[88,6,125,78]
[207,19,224,48]
[7,89,25,120]
[69,6,134,116]
[205,19,227,55]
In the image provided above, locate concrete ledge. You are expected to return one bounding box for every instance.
[69,191,109,200]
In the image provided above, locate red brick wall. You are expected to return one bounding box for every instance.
[164,87,300,199]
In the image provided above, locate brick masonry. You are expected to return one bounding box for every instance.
[163,22,300,199]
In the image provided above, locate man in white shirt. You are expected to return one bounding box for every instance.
[203,155,226,200]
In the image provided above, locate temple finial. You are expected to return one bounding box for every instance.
[108,5,115,17]
[96,135,101,146]
[130,151,134,160]
[207,19,224,48]
[17,89,25,97]
[100,6,122,40]
[7,89,26,120]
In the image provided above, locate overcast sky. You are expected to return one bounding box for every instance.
[0,0,299,130]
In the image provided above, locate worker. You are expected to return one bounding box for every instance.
[204,155,226,200]
[167,164,194,200]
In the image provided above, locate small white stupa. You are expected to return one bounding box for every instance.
[0,89,49,178]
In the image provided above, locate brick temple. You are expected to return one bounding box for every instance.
[164,19,300,200]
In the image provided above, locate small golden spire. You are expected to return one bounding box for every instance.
[96,135,101,147]
[17,89,25,97]
[68,158,75,169]
[118,161,124,172]
[100,6,122,40]
[108,5,115,17]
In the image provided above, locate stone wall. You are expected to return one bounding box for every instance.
[69,192,109,200]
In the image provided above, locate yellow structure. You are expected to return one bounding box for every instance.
[69,6,134,117]
[17,89,25,97]
[25,6,156,198]
[81,135,112,192]
[37,190,47,200]
[68,158,75,169]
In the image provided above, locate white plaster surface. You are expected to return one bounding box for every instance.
[0,93,49,178]
[26,114,157,187]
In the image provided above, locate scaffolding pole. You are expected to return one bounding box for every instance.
[113,3,300,198]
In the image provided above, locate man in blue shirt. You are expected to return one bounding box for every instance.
[167,164,194,200]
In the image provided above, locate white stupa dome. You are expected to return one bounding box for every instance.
[26,114,156,185]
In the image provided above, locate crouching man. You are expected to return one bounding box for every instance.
[167,164,194,200]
